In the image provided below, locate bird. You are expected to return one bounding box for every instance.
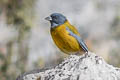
[45,13,88,55]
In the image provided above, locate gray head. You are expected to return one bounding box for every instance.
[45,13,67,28]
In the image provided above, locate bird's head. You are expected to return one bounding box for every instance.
[45,13,67,28]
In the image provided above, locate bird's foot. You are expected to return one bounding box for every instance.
[84,51,90,57]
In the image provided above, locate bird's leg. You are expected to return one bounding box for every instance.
[84,51,90,57]
[75,52,80,55]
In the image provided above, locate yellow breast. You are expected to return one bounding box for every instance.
[50,22,81,54]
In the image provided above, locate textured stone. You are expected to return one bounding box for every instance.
[16,52,120,80]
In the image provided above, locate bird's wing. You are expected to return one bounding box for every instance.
[66,27,88,52]
[65,23,80,36]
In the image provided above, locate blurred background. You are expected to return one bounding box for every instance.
[0,0,120,80]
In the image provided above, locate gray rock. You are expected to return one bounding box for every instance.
[16,52,120,80]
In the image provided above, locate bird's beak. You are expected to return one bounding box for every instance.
[45,16,52,21]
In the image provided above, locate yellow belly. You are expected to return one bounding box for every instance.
[51,25,81,54]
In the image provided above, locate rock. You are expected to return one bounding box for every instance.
[16,52,120,80]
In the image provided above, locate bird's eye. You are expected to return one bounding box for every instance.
[53,16,57,19]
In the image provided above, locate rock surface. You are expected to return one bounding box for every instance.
[16,52,120,80]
